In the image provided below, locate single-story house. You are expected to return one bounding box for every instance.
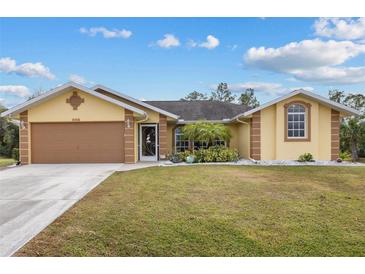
[1,82,360,164]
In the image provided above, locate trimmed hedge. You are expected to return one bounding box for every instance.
[170,146,239,163]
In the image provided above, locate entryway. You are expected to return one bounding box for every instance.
[139,124,158,161]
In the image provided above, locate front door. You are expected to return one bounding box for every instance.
[139,124,158,161]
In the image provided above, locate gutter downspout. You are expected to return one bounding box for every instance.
[235,117,248,125]
[134,112,149,162]
[136,112,149,124]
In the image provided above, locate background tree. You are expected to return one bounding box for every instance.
[344,94,365,114]
[328,89,345,103]
[181,91,208,101]
[210,82,236,103]
[27,87,46,100]
[238,88,260,108]
[341,118,365,161]
[329,90,365,161]
[0,105,19,159]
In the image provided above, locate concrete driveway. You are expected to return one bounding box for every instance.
[0,164,121,256]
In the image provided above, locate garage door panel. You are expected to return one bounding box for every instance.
[31,122,124,163]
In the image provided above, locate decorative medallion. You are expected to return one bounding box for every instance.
[66,91,84,110]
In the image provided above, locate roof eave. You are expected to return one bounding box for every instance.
[232,89,361,119]
[1,82,147,118]
[176,119,232,124]
[92,84,180,120]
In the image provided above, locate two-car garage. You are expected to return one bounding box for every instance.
[1,83,150,164]
[31,122,125,163]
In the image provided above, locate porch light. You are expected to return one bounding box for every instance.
[20,120,27,130]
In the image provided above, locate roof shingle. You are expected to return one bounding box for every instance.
[145,100,251,121]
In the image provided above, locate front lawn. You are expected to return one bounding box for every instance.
[0,157,16,168]
[16,166,365,256]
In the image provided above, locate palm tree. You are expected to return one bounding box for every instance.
[341,118,365,161]
[181,121,231,151]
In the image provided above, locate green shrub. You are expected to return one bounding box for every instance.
[176,146,239,163]
[298,152,314,162]
[339,151,352,161]
[12,148,19,161]
[168,153,183,163]
[179,150,192,162]
[168,151,191,163]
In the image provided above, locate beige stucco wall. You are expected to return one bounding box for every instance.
[167,124,174,155]
[227,124,238,150]
[318,104,332,160]
[237,122,250,159]
[28,88,125,122]
[261,105,276,160]
[25,88,126,164]
[259,95,332,161]
[97,90,160,123]
[97,90,162,161]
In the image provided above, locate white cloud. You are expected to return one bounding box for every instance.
[0,85,31,97]
[245,39,365,71]
[291,86,314,92]
[16,63,55,80]
[314,18,365,40]
[188,35,220,49]
[80,27,132,39]
[292,66,365,84]
[0,57,55,80]
[69,74,92,85]
[228,82,284,96]
[0,57,16,72]
[199,35,220,49]
[244,39,365,85]
[155,34,180,48]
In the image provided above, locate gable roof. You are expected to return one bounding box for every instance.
[1,82,147,118]
[146,100,250,122]
[92,85,180,120]
[233,89,361,119]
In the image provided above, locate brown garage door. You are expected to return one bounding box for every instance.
[31,122,125,163]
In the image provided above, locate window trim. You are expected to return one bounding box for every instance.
[173,126,227,153]
[174,127,190,153]
[284,101,311,142]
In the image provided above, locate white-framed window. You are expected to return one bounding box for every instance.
[193,141,209,150]
[174,128,227,152]
[175,127,190,152]
[213,140,226,146]
[287,104,306,138]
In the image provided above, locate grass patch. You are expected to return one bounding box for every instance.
[0,156,16,168]
[16,165,365,256]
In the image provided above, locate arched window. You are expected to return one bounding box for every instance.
[284,101,311,141]
[287,104,306,138]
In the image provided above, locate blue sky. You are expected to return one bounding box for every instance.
[1,17,365,107]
